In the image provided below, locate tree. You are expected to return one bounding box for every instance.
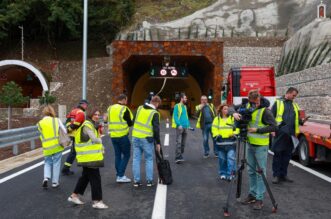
[0,81,28,129]
[0,0,135,45]
[39,91,56,105]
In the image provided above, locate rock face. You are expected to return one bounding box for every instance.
[119,0,328,40]
[276,63,331,120]
[278,19,331,75]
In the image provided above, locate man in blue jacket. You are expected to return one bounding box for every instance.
[172,93,190,164]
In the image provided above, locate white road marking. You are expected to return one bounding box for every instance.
[0,149,71,184]
[268,150,331,183]
[151,183,167,219]
[166,123,169,128]
[151,134,169,219]
[164,134,169,146]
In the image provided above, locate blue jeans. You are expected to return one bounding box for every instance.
[111,135,131,177]
[246,143,268,200]
[132,137,154,182]
[202,123,217,155]
[44,151,62,183]
[218,144,236,177]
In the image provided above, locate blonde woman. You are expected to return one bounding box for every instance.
[37,105,67,188]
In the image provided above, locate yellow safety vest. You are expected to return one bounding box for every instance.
[132,106,160,138]
[275,99,300,135]
[37,117,64,156]
[171,103,187,128]
[107,104,133,138]
[247,108,269,146]
[195,103,215,129]
[75,120,103,165]
[211,116,239,138]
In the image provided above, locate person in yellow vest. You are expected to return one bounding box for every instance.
[172,93,190,164]
[37,105,66,189]
[132,96,161,187]
[240,90,277,210]
[212,104,239,180]
[68,108,108,209]
[107,94,133,183]
[195,95,217,158]
[271,87,301,184]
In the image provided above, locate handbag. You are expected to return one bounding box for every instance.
[155,146,173,185]
[58,121,71,147]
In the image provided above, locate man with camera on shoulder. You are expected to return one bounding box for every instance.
[233,90,277,210]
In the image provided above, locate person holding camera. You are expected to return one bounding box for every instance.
[271,87,302,184]
[211,104,239,180]
[195,95,217,158]
[236,90,277,210]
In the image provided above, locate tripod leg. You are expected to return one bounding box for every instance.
[251,153,278,213]
[223,172,236,217]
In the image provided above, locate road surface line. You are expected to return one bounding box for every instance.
[268,150,331,183]
[151,183,167,219]
[0,149,70,184]
[164,134,169,146]
[166,123,169,128]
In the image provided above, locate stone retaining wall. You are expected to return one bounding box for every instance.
[223,46,282,79]
[276,64,331,120]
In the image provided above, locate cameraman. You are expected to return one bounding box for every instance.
[234,90,277,210]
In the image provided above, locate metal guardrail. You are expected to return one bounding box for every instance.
[0,126,40,155]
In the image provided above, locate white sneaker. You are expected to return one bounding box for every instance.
[116,176,131,183]
[68,195,84,205]
[52,183,60,188]
[92,201,109,209]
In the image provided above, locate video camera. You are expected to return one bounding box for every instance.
[236,98,256,137]
[145,91,155,104]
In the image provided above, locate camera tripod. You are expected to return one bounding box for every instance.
[222,134,278,217]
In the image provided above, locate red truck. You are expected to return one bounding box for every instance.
[297,119,331,166]
[225,66,277,106]
[223,66,331,166]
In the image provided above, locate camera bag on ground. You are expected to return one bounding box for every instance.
[155,146,173,185]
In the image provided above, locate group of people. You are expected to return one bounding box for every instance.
[37,87,301,211]
[37,94,162,209]
[172,88,301,210]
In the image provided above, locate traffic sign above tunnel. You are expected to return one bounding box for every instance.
[108,40,223,106]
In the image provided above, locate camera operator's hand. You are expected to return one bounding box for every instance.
[248,127,257,133]
[233,113,241,121]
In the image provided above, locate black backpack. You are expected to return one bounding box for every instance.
[155,147,173,185]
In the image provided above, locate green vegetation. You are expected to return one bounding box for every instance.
[133,0,217,24]
[0,0,135,45]
[39,91,56,105]
[0,81,28,129]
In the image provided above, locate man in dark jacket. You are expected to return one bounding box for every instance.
[271,87,301,184]
[195,95,217,158]
[132,96,161,187]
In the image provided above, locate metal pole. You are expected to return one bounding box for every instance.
[18,26,24,60]
[82,0,88,99]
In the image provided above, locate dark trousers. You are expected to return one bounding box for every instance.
[64,137,76,168]
[74,167,102,201]
[111,135,131,177]
[272,147,292,177]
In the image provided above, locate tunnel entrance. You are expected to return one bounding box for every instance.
[0,60,48,108]
[123,55,214,116]
[109,40,223,117]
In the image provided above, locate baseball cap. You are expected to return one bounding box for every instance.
[79,99,89,105]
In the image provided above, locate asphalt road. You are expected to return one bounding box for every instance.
[0,121,330,219]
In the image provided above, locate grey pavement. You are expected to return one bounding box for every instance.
[0,120,330,219]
